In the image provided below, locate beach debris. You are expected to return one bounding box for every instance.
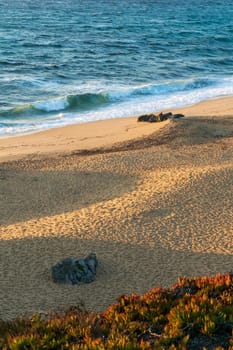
[51,253,98,285]
[137,112,184,122]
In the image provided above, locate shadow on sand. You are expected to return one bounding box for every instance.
[0,236,233,320]
[0,169,137,226]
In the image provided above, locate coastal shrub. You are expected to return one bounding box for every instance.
[0,273,232,349]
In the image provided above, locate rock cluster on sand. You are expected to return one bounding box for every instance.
[52,253,98,285]
[137,112,184,122]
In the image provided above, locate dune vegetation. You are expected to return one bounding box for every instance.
[0,273,232,349]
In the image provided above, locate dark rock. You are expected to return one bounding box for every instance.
[148,114,158,122]
[52,253,98,285]
[159,112,173,120]
[138,111,185,122]
[137,114,155,122]
[137,113,163,122]
[173,113,185,119]
[137,114,148,122]
[138,112,173,123]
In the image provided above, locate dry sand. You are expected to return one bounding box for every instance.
[0,96,233,320]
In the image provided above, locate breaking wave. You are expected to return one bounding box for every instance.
[1,76,233,137]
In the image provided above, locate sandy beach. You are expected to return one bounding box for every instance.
[0,96,233,320]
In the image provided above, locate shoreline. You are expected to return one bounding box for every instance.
[0,95,233,320]
[1,95,233,163]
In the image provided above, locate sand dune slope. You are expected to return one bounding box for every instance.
[0,116,233,320]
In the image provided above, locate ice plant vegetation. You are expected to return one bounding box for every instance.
[0,273,232,349]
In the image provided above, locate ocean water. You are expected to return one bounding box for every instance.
[1,0,233,137]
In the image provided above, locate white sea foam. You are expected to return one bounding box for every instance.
[33,99,69,112]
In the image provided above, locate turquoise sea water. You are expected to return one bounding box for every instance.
[1,0,233,137]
